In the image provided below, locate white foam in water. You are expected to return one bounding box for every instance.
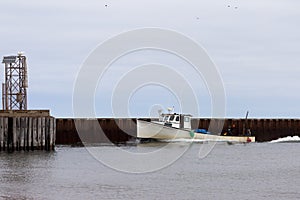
[269,136,300,143]
[160,138,232,143]
[160,138,205,143]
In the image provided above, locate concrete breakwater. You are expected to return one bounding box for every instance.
[56,118,300,144]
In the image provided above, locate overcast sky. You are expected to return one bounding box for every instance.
[0,0,299,118]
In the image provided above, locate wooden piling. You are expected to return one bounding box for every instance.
[0,110,55,152]
[3,118,7,150]
[45,117,49,151]
[24,117,28,151]
[53,117,56,150]
[7,118,13,151]
[37,117,42,149]
[28,117,32,151]
[50,118,54,150]
[42,117,45,149]
[12,117,16,151]
[20,117,25,150]
[0,118,3,151]
[32,118,37,149]
[16,117,20,151]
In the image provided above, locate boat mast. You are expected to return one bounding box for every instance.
[243,111,249,135]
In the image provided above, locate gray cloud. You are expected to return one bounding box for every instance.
[0,0,299,117]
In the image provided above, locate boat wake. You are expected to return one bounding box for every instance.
[160,138,205,143]
[269,136,300,143]
[159,138,240,144]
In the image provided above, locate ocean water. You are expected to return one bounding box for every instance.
[0,140,299,200]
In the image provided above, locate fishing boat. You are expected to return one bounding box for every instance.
[137,111,255,143]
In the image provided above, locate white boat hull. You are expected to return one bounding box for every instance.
[137,119,255,143]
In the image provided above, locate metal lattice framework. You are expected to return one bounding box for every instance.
[2,53,28,110]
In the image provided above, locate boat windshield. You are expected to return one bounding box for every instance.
[164,116,169,121]
[169,115,175,121]
[175,116,179,121]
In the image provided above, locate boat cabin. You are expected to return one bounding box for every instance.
[160,113,192,130]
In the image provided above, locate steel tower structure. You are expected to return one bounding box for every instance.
[2,52,28,110]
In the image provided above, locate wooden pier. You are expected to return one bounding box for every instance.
[0,110,56,152]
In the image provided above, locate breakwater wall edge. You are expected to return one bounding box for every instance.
[56,118,300,144]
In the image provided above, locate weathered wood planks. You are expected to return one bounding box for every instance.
[0,116,55,152]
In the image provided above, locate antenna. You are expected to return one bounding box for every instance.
[158,109,163,115]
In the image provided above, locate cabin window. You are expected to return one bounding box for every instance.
[175,116,179,121]
[184,117,190,122]
[164,116,169,121]
[169,115,175,121]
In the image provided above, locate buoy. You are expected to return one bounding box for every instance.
[246,137,251,143]
[189,130,195,138]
